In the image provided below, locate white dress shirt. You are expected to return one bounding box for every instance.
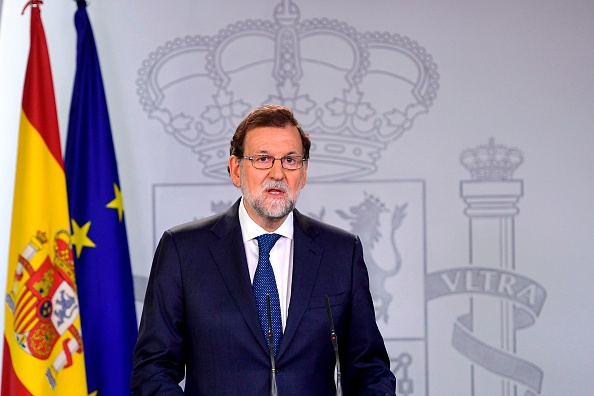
[238,198,294,330]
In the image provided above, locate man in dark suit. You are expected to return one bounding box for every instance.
[131,105,396,395]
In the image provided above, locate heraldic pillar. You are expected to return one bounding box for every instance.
[459,138,524,396]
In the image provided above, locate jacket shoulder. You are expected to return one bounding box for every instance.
[163,199,240,241]
[294,209,357,243]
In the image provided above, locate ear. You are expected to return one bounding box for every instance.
[229,156,241,187]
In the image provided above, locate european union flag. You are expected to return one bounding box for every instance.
[65,1,138,394]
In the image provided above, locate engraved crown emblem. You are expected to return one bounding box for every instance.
[460,138,524,181]
[137,0,439,181]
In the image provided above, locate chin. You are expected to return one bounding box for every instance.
[262,200,294,218]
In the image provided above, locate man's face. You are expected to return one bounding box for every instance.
[229,125,308,229]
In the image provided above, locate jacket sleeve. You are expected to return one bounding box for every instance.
[130,231,186,395]
[341,236,397,395]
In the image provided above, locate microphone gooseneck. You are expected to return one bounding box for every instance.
[324,295,343,396]
[266,294,278,396]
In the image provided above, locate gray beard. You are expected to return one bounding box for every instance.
[239,167,301,219]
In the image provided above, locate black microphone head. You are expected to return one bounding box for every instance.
[266,294,273,332]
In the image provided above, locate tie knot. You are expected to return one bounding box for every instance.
[256,233,282,255]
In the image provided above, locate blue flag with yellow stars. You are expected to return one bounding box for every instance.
[65,2,138,395]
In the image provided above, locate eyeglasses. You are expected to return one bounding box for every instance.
[242,155,307,170]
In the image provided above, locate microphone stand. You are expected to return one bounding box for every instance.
[266,294,279,396]
[325,295,343,396]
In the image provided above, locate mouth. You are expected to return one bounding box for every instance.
[266,188,286,196]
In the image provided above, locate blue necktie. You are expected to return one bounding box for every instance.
[253,233,283,357]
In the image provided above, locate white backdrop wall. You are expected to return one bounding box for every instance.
[1,1,593,395]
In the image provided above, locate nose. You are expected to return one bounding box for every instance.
[268,158,285,179]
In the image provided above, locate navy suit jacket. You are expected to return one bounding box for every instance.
[131,199,396,395]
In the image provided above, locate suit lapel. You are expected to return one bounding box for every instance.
[209,204,325,358]
[209,200,268,353]
[277,210,323,359]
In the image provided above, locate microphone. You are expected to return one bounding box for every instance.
[266,294,278,396]
[324,295,343,396]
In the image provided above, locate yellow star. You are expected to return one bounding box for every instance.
[106,183,125,222]
[71,219,96,258]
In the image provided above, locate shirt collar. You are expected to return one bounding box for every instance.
[238,197,294,242]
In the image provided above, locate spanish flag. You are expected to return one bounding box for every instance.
[1,2,88,395]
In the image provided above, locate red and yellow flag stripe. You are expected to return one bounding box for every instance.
[2,3,87,395]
